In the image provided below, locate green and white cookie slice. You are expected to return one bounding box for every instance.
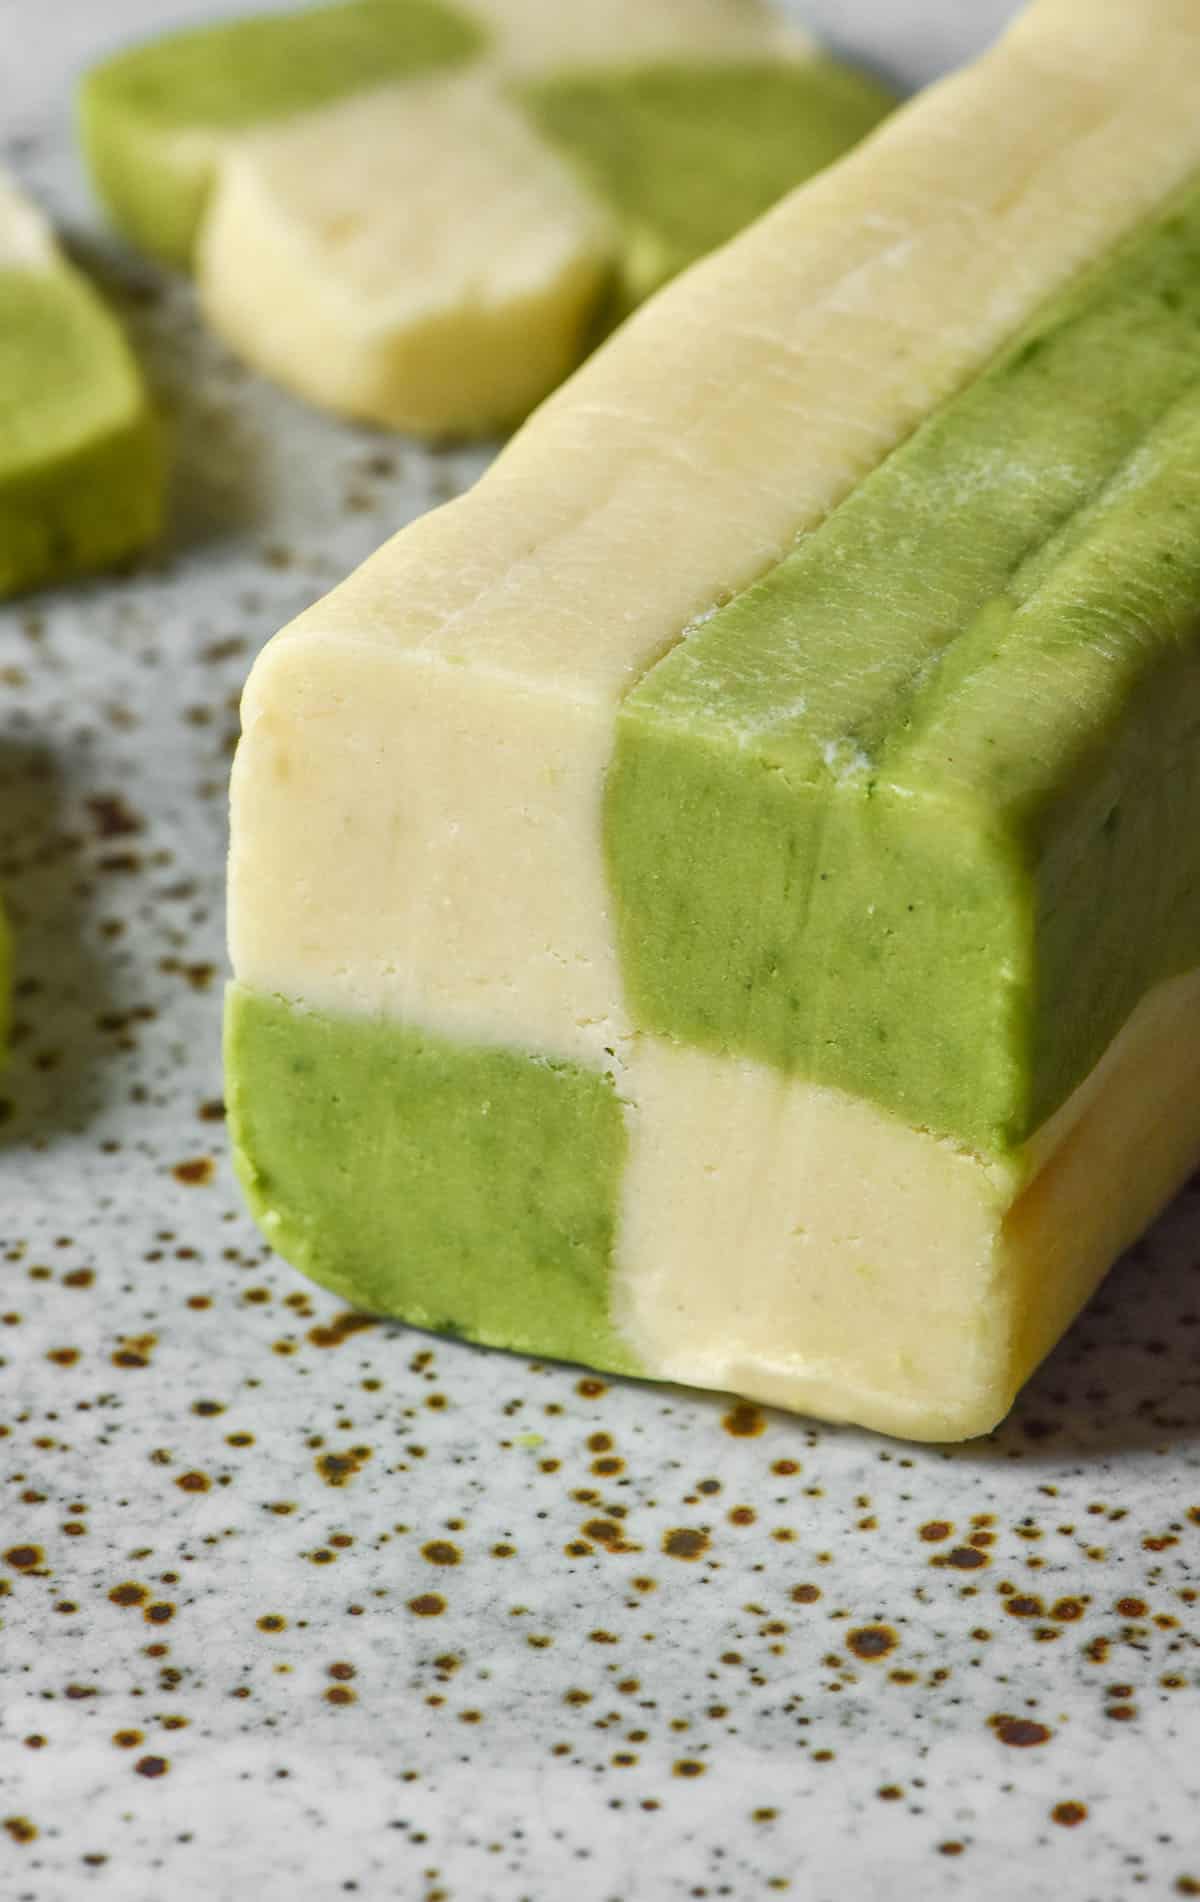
[0,172,162,599]
[80,0,484,268]
[81,0,893,435]
[200,73,618,438]
[228,0,1200,1439]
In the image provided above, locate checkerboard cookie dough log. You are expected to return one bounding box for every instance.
[0,174,161,599]
[80,0,893,435]
[227,0,1200,1439]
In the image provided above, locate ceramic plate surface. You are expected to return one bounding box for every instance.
[1,4,1198,1898]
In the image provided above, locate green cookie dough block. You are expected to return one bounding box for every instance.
[0,185,162,598]
[226,985,637,1375]
[609,179,1200,1155]
[521,58,897,309]
[79,0,893,434]
[79,0,483,266]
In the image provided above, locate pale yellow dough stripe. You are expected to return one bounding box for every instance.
[0,173,57,270]
[232,0,1200,1069]
[465,0,811,74]
[619,970,1200,1441]
[200,75,617,436]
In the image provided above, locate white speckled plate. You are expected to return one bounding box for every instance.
[2,4,1199,1898]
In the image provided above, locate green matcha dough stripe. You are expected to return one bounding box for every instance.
[82,0,481,130]
[0,267,162,596]
[894,387,1200,1123]
[225,984,641,1375]
[1,268,146,472]
[625,177,1200,767]
[608,171,1200,1155]
[80,0,484,264]
[519,59,896,309]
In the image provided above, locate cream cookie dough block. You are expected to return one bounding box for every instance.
[228,0,1200,1439]
[198,76,616,437]
[0,172,162,598]
[618,972,1200,1440]
[81,0,893,434]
